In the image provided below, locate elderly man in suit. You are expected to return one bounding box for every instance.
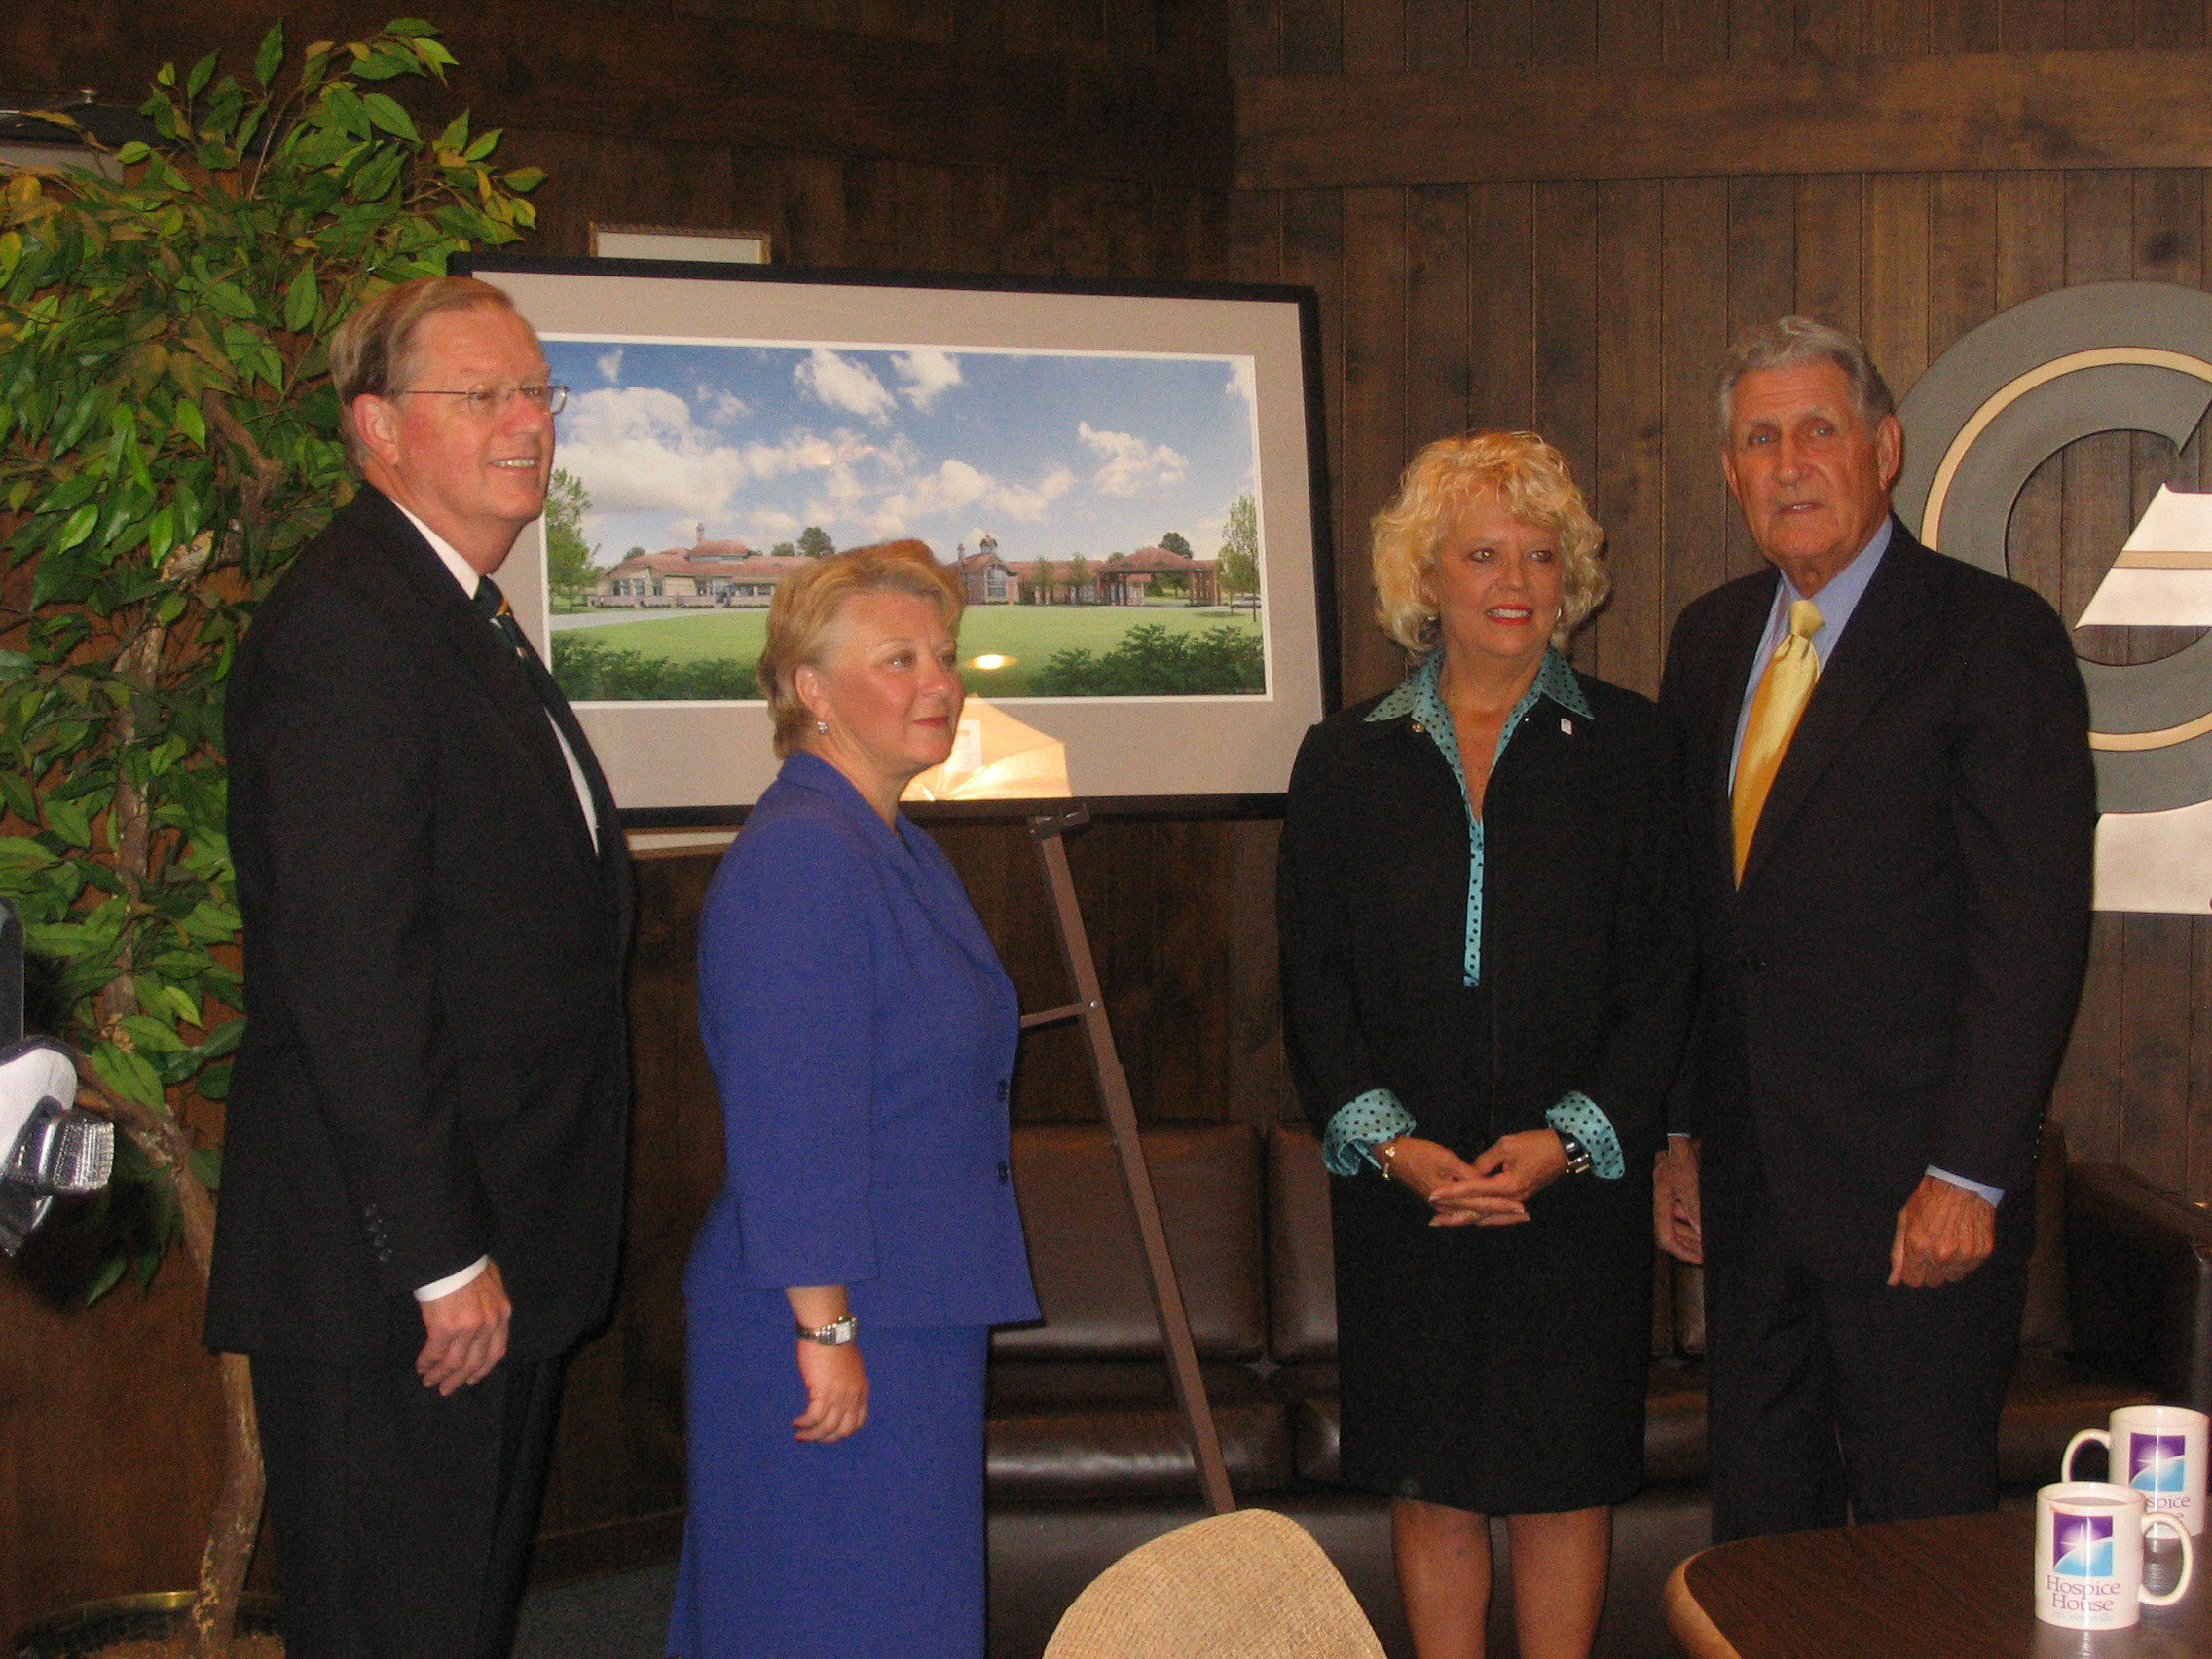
[206,276,632,1657]
[1654,316,2096,1542]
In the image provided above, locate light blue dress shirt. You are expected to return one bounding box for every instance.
[1320,651,1625,1182]
[1710,519,2004,1208]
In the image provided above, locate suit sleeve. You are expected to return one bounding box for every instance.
[1576,713,1698,1166]
[1936,587,2096,1193]
[1657,616,1717,1140]
[697,818,880,1290]
[1276,727,1393,1137]
[235,583,486,1297]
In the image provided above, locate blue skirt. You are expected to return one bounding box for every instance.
[667,1318,989,1659]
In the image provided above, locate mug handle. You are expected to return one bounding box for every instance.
[2063,1428,2110,1483]
[2140,1516,2194,1608]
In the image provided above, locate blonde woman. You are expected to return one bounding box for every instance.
[1277,433,1693,1659]
[669,541,1037,1659]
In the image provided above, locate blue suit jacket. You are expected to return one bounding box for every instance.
[688,753,1039,1330]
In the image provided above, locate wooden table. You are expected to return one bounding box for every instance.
[1665,1510,2208,1659]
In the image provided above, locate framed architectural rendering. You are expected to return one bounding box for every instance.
[455,255,1336,814]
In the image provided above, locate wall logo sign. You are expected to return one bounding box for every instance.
[1896,280,2212,913]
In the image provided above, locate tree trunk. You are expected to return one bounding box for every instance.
[75,1067,263,1659]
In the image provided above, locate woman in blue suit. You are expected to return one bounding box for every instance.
[668,542,1038,1659]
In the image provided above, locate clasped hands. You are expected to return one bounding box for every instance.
[1378,1131,1568,1227]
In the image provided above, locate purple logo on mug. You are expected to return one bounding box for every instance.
[2053,1513,2115,1579]
[2131,1433,2187,1494]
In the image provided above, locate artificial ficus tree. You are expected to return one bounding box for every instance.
[0,20,542,1653]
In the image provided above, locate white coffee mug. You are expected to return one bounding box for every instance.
[2035,1481,2194,1629]
[2064,1403,2209,1536]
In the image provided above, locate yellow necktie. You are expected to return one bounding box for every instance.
[1732,599,1823,883]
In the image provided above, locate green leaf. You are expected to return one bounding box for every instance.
[359,93,418,142]
[185,50,219,101]
[282,261,320,332]
[54,501,100,553]
[116,140,152,165]
[172,396,205,447]
[188,1145,223,1191]
[119,1014,189,1053]
[253,21,285,87]
[84,1254,129,1307]
[384,18,439,37]
[92,1041,166,1111]
[501,168,545,193]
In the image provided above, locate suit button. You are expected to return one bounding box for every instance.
[996,1161,1012,1185]
[1738,951,1763,975]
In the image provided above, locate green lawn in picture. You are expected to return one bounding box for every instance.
[550,603,1265,699]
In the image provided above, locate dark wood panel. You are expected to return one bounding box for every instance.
[2120,914,2194,1194]
[1794,174,1864,343]
[0,1262,228,1634]
[1661,177,1732,634]
[1406,184,1474,445]
[9,0,1233,189]
[1467,182,1537,433]
[1341,185,1413,701]
[1724,176,1794,583]
[1236,50,2212,188]
[1860,173,1931,397]
[1592,178,1666,695]
[1531,177,1600,557]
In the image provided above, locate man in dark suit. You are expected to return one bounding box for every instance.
[1654,316,2095,1541]
[207,276,632,1656]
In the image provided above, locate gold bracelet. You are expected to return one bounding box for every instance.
[1376,1140,1401,1181]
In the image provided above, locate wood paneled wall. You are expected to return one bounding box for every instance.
[0,0,1248,1634]
[1224,0,2212,1209]
[11,0,2212,1635]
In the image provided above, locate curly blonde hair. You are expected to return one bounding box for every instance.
[759,539,966,757]
[1370,431,1608,660]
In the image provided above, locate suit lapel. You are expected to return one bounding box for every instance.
[1739,529,1939,891]
[367,493,607,884]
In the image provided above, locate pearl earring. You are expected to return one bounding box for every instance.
[815,719,830,735]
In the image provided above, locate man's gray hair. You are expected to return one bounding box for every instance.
[1716,316,1896,439]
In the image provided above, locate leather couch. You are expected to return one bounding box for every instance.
[983,1120,2212,1659]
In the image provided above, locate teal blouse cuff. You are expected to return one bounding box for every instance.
[1321,1089,1418,1177]
[1545,1091,1625,1179]
[1321,1088,1624,1180]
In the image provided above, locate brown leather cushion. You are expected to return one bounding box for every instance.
[986,1360,1291,1497]
[994,1124,1265,1361]
[1275,1359,1710,1486]
[2001,1344,2158,1488]
[1268,1121,1337,1362]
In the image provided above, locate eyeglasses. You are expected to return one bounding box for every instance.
[394,383,570,416]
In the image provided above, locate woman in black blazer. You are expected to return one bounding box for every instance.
[1278,431,1694,1659]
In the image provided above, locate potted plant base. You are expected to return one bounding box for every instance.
[12,1593,282,1659]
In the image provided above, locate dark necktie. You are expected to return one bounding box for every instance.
[472,573,534,663]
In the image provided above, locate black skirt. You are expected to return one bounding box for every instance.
[1329,1060,1653,1516]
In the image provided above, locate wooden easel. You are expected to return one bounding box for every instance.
[1016,806,1235,1517]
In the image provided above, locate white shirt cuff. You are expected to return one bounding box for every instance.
[1927,1165,2004,1206]
[414,1254,490,1302]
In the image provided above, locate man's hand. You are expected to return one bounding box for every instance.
[1654,1136,1704,1264]
[1888,1175,1996,1288]
[417,1259,511,1395]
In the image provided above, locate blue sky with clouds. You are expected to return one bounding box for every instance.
[541,335,1262,566]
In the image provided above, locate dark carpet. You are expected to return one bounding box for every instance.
[513,1563,678,1659]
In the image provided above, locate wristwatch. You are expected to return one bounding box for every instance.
[797,1313,859,1346]
[1557,1131,1594,1177]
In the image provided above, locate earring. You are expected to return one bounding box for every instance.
[815,719,830,735]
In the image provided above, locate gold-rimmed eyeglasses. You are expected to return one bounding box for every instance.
[394,383,570,416]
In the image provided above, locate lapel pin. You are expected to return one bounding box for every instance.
[1560,718,1574,736]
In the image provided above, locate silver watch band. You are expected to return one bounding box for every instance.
[797,1313,859,1346]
